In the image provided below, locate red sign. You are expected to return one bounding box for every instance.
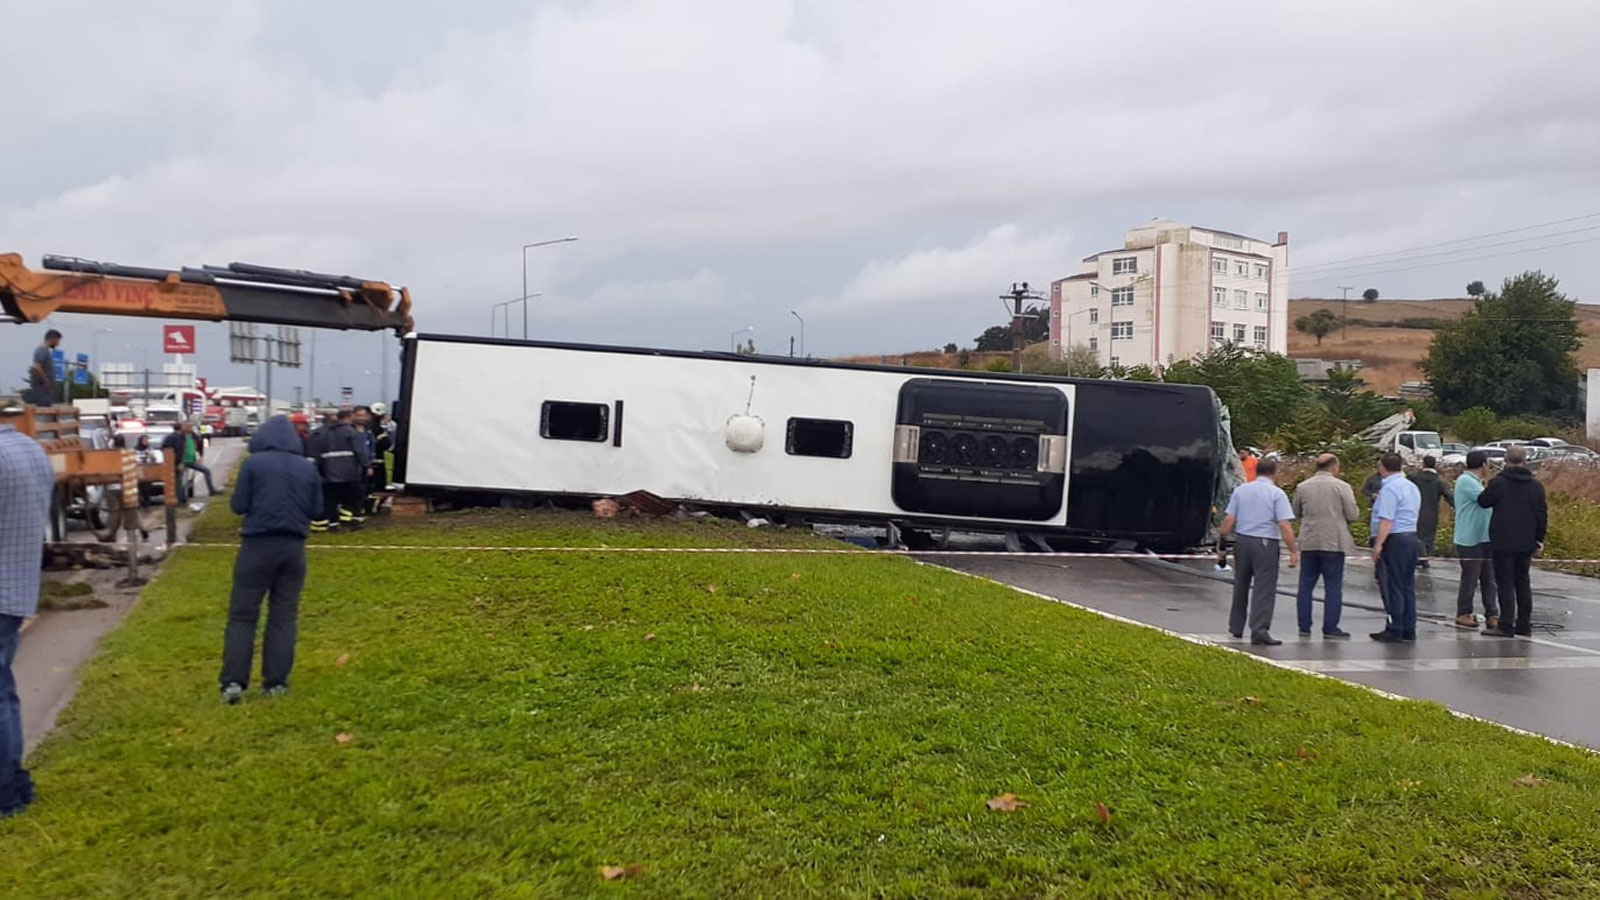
[163,324,196,354]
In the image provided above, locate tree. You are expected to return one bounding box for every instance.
[973,325,1011,352]
[1317,366,1395,436]
[1061,343,1101,377]
[1453,406,1497,445]
[943,342,958,354]
[1361,288,1380,302]
[1420,271,1582,416]
[1162,345,1310,447]
[1466,280,1486,298]
[1293,308,1340,346]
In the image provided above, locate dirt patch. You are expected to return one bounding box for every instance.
[1288,298,1600,395]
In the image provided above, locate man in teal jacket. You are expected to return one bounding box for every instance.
[1452,449,1498,630]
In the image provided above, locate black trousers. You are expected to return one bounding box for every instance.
[320,481,364,522]
[220,536,307,688]
[1492,550,1534,634]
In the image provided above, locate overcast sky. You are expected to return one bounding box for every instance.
[6,0,1600,404]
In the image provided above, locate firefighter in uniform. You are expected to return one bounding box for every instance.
[311,409,370,531]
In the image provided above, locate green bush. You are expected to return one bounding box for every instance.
[984,358,1013,372]
[1452,407,1497,445]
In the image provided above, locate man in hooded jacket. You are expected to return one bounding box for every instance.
[1477,445,1548,637]
[1406,455,1453,568]
[220,415,322,704]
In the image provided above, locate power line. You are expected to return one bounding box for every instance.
[1295,233,1600,287]
[1293,223,1600,280]
[1292,211,1600,274]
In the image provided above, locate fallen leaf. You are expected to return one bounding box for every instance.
[1397,779,1421,791]
[643,633,656,641]
[334,653,351,667]
[1462,854,1483,868]
[582,624,595,631]
[705,584,718,594]
[790,573,802,581]
[600,864,644,881]
[1513,773,1547,788]
[986,793,1026,811]
[1094,801,1111,825]
[906,596,919,605]
[1296,747,1317,760]
[1241,696,1262,705]
[335,732,355,744]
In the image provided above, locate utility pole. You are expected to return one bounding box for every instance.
[1338,286,1354,340]
[1000,282,1045,373]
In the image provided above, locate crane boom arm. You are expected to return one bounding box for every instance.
[0,252,413,334]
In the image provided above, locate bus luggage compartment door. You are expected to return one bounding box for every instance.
[890,378,1069,521]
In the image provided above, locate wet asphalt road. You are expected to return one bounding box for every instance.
[923,551,1600,749]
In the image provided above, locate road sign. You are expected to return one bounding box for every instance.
[51,348,65,381]
[163,324,196,355]
[74,353,89,385]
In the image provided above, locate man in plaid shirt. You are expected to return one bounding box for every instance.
[0,417,53,818]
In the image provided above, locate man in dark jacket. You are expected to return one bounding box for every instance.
[220,415,322,703]
[315,409,370,530]
[1477,445,1549,637]
[1406,455,1453,568]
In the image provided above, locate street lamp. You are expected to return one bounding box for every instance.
[1062,307,1097,375]
[790,310,805,358]
[730,325,755,353]
[489,294,543,337]
[521,236,578,339]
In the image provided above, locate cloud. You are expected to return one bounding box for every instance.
[536,269,730,321]
[801,225,1072,318]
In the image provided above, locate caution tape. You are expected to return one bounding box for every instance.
[168,543,1600,564]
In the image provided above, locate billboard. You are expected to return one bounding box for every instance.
[164,324,196,355]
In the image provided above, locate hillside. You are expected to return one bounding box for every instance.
[1287,298,1600,394]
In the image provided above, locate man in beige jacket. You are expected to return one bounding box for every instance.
[1292,453,1360,638]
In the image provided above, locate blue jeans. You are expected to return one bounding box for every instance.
[0,615,33,814]
[1380,533,1421,638]
[1296,551,1345,633]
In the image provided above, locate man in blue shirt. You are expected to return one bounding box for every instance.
[1218,456,1299,646]
[1452,450,1498,630]
[1370,453,1423,642]
[0,419,53,817]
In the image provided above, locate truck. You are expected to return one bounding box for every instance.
[1358,410,1443,467]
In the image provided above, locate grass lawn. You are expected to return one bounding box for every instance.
[6,509,1600,899]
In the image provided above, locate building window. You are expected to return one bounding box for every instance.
[1235,260,1249,276]
[1254,263,1268,279]
[1088,337,1098,353]
[1212,257,1228,275]
[786,417,853,458]
[1088,307,1099,324]
[540,400,609,442]
[1255,292,1268,310]
[1111,322,1133,340]
[1213,286,1227,307]
[1213,233,1245,250]
[1090,283,1099,297]
[1252,325,1268,348]
[1111,287,1134,307]
[1109,355,1120,367]
[1210,321,1225,342]
[1232,323,1247,342]
[1112,256,1137,275]
[1233,290,1248,309]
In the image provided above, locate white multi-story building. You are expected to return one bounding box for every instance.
[1049,219,1289,370]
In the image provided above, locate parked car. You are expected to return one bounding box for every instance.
[1549,445,1599,463]
[1441,442,1468,454]
[1527,437,1569,449]
[1470,446,1508,467]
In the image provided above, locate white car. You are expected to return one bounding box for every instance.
[1527,437,1569,449]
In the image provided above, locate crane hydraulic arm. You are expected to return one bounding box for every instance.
[0,252,413,334]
